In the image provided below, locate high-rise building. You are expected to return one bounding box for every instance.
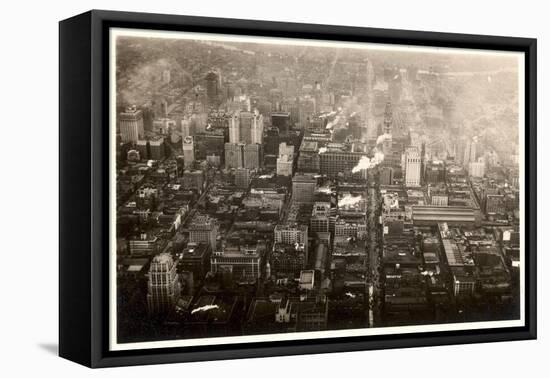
[380,166,394,185]
[205,71,219,107]
[136,139,148,160]
[244,143,262,170]
[182,170,205,192]
[383,102,393,135]
[119,106,144,143]
[189,215,218,248]
[210,245,263,281]
[271,112,290,136]
[274,224,309,258]
[318,149,369,178]
[264,127,280,156]
[194,131,225,161]
[225,143,244,169]
[292,174,317,204]
[147,253,181,314]
[276,142,294,176]
[468,161,485,178]
[310,202,331,233]
[229,113,240,143]
[179,243,212,283]
[181,117,191,138]
[235,168,250,189]
[182,136,194,168]
[272,224,309,276]
[405,146,421,187]
[251,111,264,144]
[239,112,254,144]
[463,138,478,167]
[149,137,165,160]
[277,155,293,177]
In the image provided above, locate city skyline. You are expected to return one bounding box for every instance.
[111,28,524,351]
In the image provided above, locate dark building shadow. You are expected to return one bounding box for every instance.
[38,343,58,356]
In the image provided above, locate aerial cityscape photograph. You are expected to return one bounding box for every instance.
[112,31,523,347]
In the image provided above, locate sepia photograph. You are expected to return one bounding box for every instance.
[109,27,525,351]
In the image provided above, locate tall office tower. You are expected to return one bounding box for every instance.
[277,142,294,176]
[244,143,262,170]
[189,215,219,248]
[119,105,144,143]
[205,71,219,107]
[149,137,165,160]
[136,139,148,160]
[463,140,471,166]
[264,127,280,155]
[364,59,375,133]
[181,117,191,138]
[420,142,426,183]
[251,111,264,144]
[310,202,331,233]
[463,137,478,167]
[292,174,317,204]
[146,253,181,315]
[468,161,485,178]
[182,136,194,168]
[277,154,293,176]
[383,102,393,135]
[274,224,309,261]
[271,112,290,136]
[405,146,421,187]
[235,167,250,189]
[225,142,244,169]
[239,111,254,144]
[229,113,240,143]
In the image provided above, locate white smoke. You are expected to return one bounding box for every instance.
[338,194,362,207]
[345,292,356,298]
[376,133,392,146]
[191,304,219,314]
[351,150,385,173]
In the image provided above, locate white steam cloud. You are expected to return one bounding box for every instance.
[338,194,363,207]
[191,304,219,314]
[351,150,385,173]
[376,133,392,146]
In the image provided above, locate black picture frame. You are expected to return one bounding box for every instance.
[59,9,537,368]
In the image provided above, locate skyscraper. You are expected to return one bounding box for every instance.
[271,112,290,136]
[119,105,144,143]
[235,168,250,188]
[251,111,264,144]
[292,174,317,204]
[463,137,478,167]
[239,112,254,144]
[181,117,191,138]
[205,71,219,107]
[189,215,218,248]
[149,137,165,160]
[244,143,262,170]
[147,253,181,314]
[277,142,294,176]
[225,142,244,169]
[182,136,195,168]
[405,146,421,187]
[229,113,240,143]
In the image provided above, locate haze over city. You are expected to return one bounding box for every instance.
[113,32,521,345]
